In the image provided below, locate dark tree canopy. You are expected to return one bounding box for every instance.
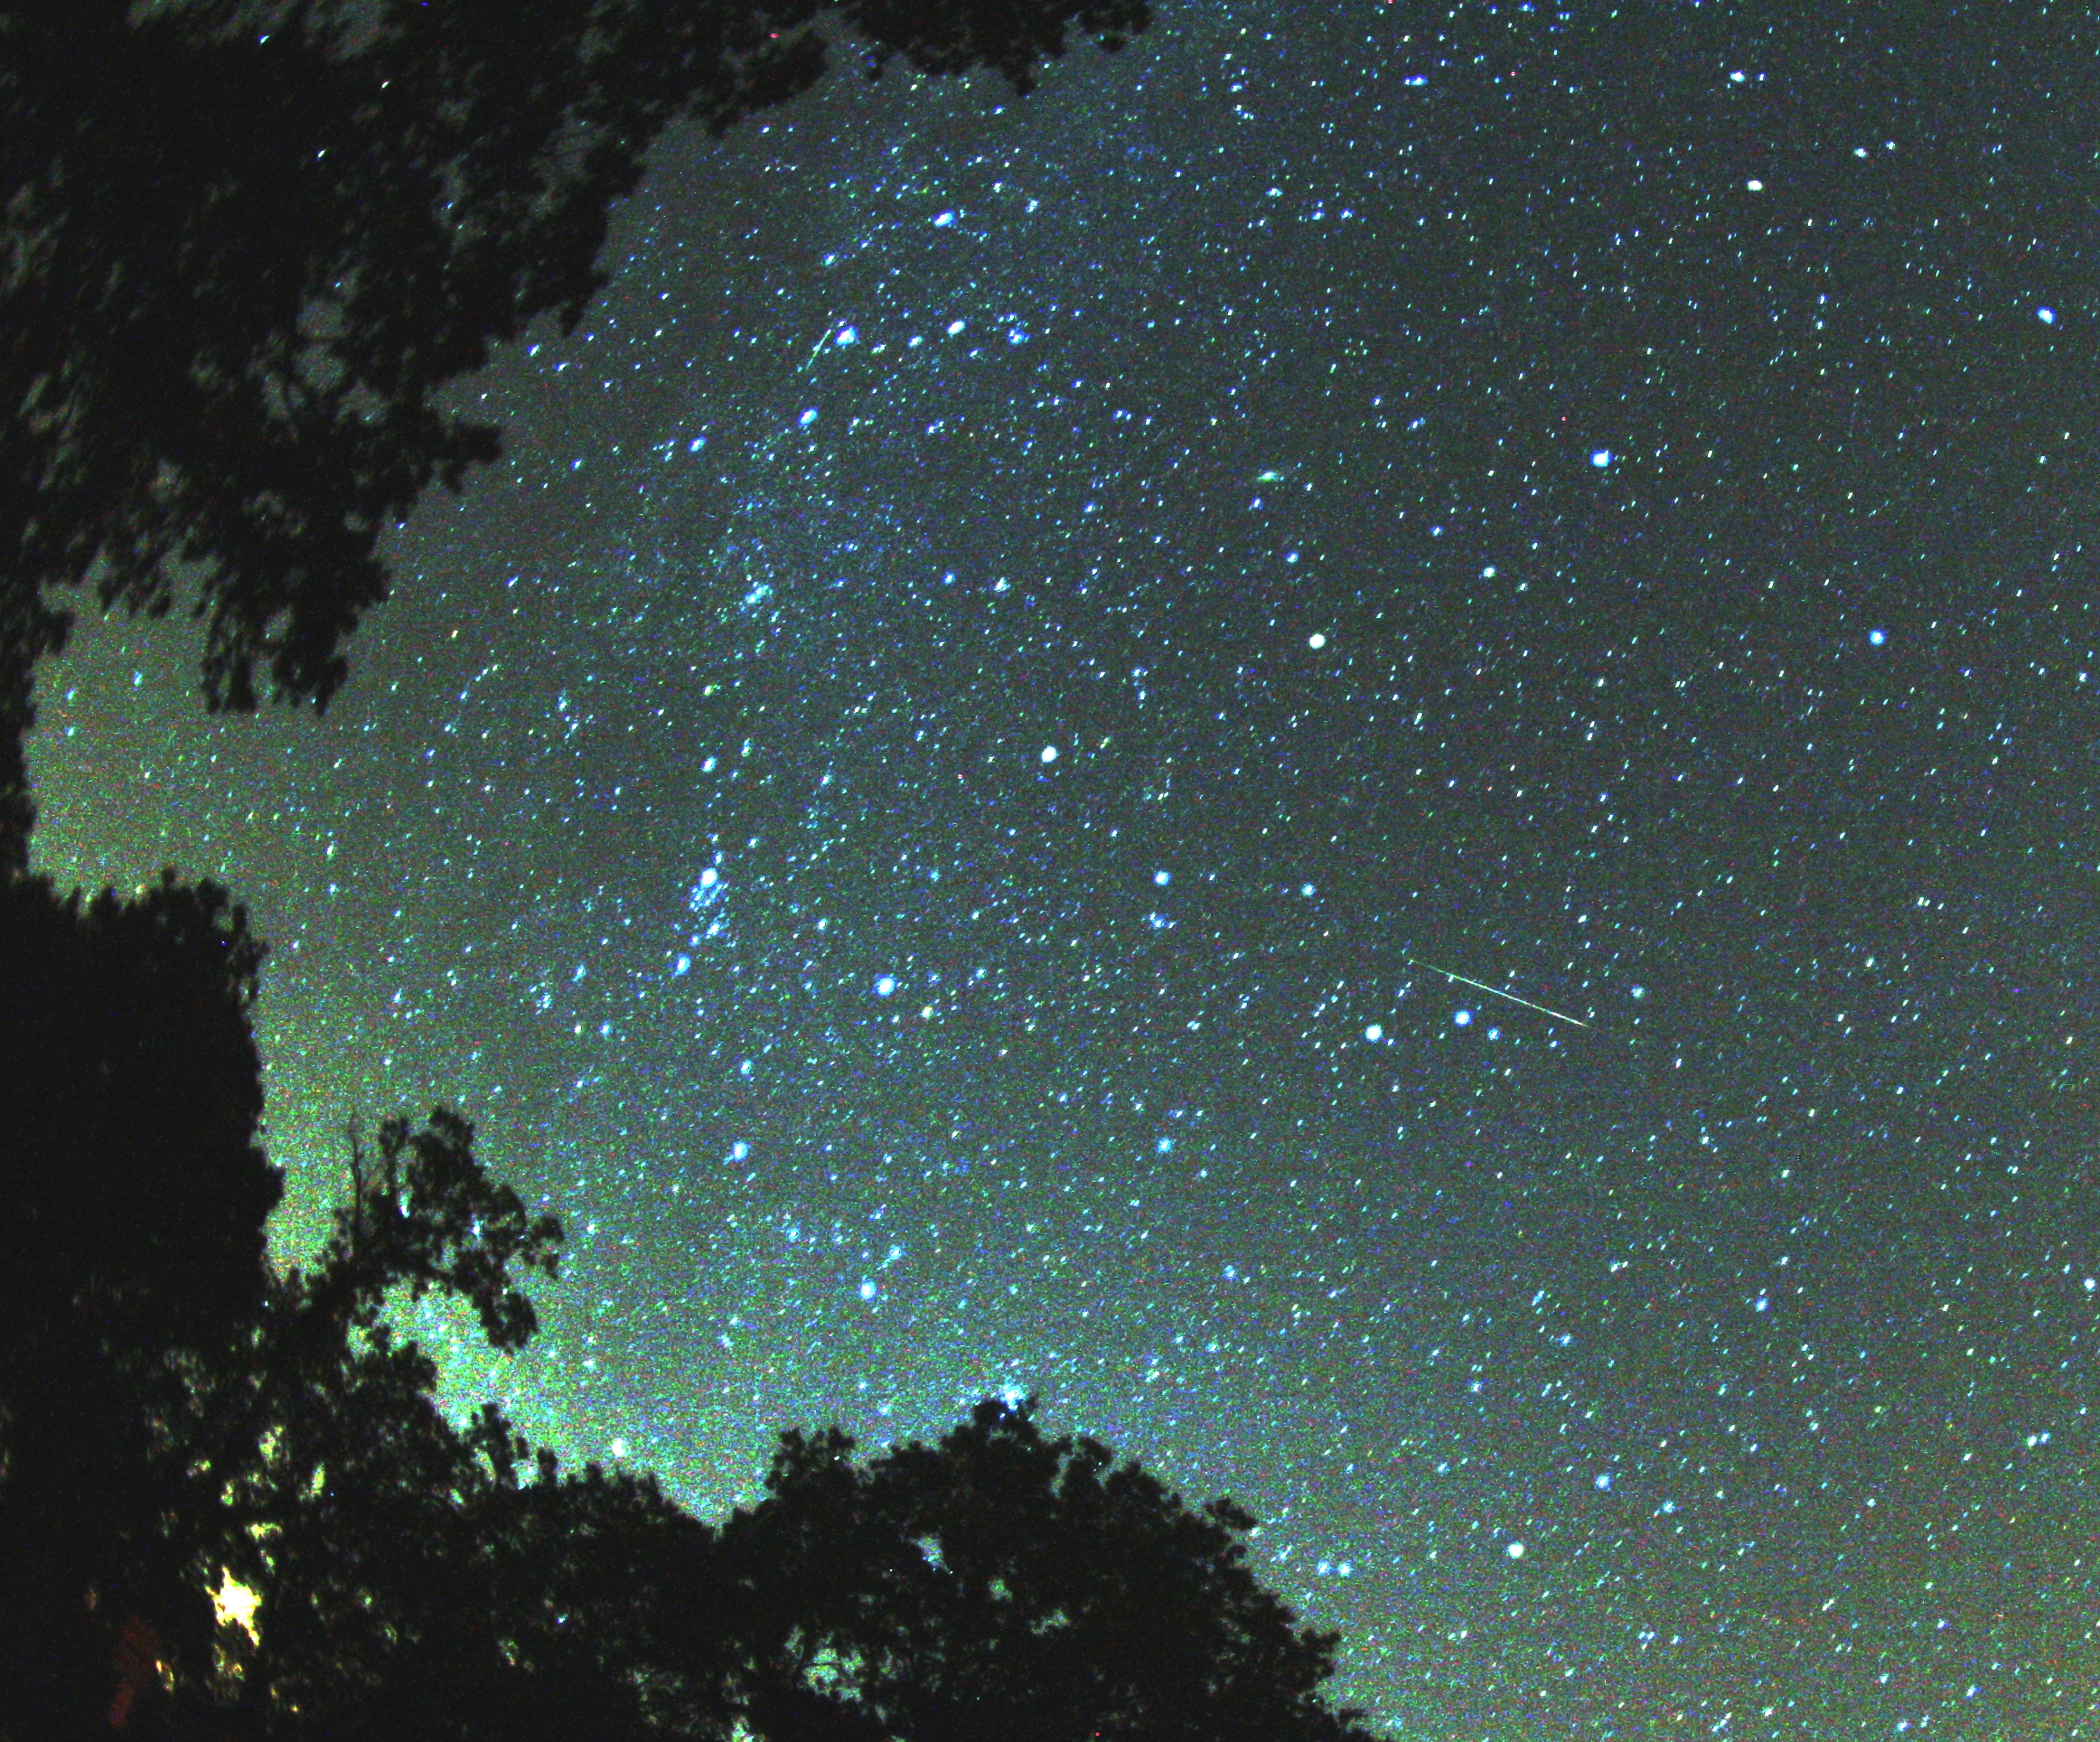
[719,1401,1383,1742]
[0,1082,573,1736]
[0,870,277,1349]
[0,0,1148,866]
[193,1392,1382,1742]
[0,863,579,1739]
[0,872,277,1737]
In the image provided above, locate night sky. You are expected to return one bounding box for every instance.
[26,3,2100,1733]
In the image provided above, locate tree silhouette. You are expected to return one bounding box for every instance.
[0,871,278,1737]
[206,1392,1382,1742]
[0,0,1149,867]
[0,866,576,1740]
[718,1400,1383,1742]
[135,1109,574,1739]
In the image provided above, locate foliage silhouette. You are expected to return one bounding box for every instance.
[0,866,579,1738]
[0,0,1148,867]
[718,1400,1382,1742]
[138,1103,579,1740]
[0,871,278,1737]
[198,1390,1383,1742]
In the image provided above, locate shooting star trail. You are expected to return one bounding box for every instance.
[1404,959,1592,1030]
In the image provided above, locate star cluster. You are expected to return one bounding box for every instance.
[29,5,2100,1735]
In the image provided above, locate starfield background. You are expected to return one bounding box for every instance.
[27,3,2100,1734]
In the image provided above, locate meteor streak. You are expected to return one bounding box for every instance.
[1404,959,1592,1030]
